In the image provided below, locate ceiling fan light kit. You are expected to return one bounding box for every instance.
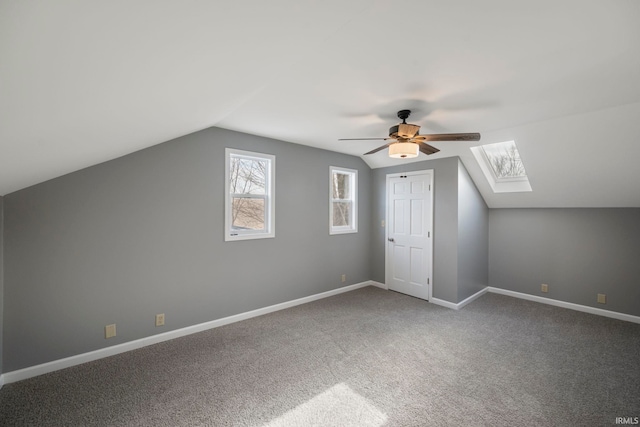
[389,142,419,159]
[339,109,480,159]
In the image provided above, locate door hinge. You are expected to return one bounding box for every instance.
[429,184,431,191]
[427,278,430,285]
[428,231,430,238]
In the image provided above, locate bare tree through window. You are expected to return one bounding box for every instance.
[483,141,526,179]
[330,167,357,234]
[229,156,267,231]
[332,172,351,227]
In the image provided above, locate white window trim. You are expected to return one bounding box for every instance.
[225,148,275,241]
[329,166,358,235]
[470,142,532,193]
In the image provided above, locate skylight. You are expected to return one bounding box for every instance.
[470,140,532,193]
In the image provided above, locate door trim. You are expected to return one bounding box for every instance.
[385,169,434,301]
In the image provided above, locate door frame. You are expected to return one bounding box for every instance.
[385,169,434,301]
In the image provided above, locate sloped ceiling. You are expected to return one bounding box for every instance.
[1,0,639,207]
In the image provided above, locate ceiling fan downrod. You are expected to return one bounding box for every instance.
[397,109,411,123]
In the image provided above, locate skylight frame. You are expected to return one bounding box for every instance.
[470,140,532,193]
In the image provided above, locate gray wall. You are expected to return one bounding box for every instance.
[0,196,4,375]
[3,127,371,372]
[457,160,489,301]
[371,157,460,303]
[489,208,640,317]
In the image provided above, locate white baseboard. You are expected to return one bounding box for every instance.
[369,281,388,290]
[430,287,640,324]
[375,282,486,310]
[430,287,488,310]
[0,374,4,390]
[487,287,640,324]
[2,281,375,385]
[7,282,636,385]
[430,297,457,310]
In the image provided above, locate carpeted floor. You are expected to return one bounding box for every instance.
[0,286,639,426]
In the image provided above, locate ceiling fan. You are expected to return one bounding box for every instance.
[339,109,481,158]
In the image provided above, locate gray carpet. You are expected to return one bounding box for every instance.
[1,286,639,426]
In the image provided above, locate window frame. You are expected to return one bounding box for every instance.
[225,148,275,241]
[329,166,358,235]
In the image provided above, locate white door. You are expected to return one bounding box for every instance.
[385,171,433,300]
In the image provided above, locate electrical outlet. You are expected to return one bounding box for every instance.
[105,324,116,339]
[597,294,606,304]
[341,274,346,283]
[155,313,165,327]
[541,284,548,293]
[381,220,385,227]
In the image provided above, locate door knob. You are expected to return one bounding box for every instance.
[388,238,395,242]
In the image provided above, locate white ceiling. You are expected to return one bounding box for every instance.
[2,0,639,207]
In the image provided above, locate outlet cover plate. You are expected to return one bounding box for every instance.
[105,324,116,339]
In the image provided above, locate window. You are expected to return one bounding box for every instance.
[330,167,357,234]
[225,148,275,241]
[470,140,532,193]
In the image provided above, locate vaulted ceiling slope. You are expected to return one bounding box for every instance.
[1,1,639,207]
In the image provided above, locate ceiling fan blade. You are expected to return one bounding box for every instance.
[418,142,440,155]
[338,137,392,141]
[413,132,481,142]
[364,142,393,155]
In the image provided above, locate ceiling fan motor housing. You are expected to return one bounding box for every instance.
[389,123,420,140]
[389,109,420,139]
